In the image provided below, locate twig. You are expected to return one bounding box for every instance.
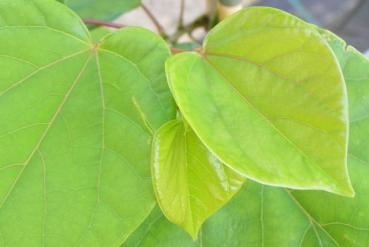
[141,3,168,38]
[217,0,243,20]
[178,0,186,28]
[170,14,209,43]
[83,19,125,29]
[82,19,200,54]
[171,47,202,54]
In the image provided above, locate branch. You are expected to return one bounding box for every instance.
[82,19,200,54]
[141,4,168,38]
[217,0,243,20]
[83,19,125,29]
[178,0,186,28]
[170,14,209,43]
[171,47,202,54]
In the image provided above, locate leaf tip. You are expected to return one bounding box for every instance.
[183,224,201,241]
[331,180,355,198]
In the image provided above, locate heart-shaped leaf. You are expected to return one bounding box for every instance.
[0,0,174,246]
[166,7,354,196]
[152,118,244,239]
[122,30,369,247]
[65,0,141,21]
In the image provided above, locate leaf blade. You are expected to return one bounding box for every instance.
[152,119,244,239]
[166,7,353,196]
[0,1,174,246]
[199,31,369,247]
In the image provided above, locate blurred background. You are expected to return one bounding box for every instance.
[118,0,369,55]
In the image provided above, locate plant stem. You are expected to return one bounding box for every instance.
[82,19,198,53]
[170,14,209,43]
[218,0,242,6]
[178,0,186,29]
[141,3,168,38]
[171,47,202,54]
[83,19,125,29]
[217,0,243,20]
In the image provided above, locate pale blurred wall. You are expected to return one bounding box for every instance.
[117,0,369,51]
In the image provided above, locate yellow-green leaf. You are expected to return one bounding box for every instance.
[203,30,369,247]
[152,118,244,239]
[166,7,354,196]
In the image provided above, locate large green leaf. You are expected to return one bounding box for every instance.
[166,7,354,196]
[152,118,244,239]
[123,31,369,247]
[65,0,141,21]
[0,0,174,246]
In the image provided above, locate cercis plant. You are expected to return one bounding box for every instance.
[0,0,368,247]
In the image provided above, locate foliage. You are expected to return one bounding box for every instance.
[166,7,353,197]
[0,0,368,246]
[152,118,244,239]
[122,30,369,247]
[0,1,173,246]
[65,0,141,21]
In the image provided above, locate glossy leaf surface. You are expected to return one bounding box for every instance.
[166,7,353,196]
[132,31,369,247]
[152,119,244,239]
[65,0,141,21]
[0,0,174,246]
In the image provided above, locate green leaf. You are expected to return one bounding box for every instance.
[124,31,369,247]
[65,0,141,21]
[174,42,201,50]
[90,27,112,42]
[0,0,174,246]
[152,118,244,239]
[166,7,354,196]
[122,206,198,247]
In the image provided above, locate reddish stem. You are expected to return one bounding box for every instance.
[171,47,202,54]
[141,4,168,37]
[82,19,199,54]
[83,19,125,29]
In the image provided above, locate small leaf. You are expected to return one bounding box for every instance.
[166,7,354,196]
[152,118,244,239]
[66,0,141,21]
[0,1,174,246]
